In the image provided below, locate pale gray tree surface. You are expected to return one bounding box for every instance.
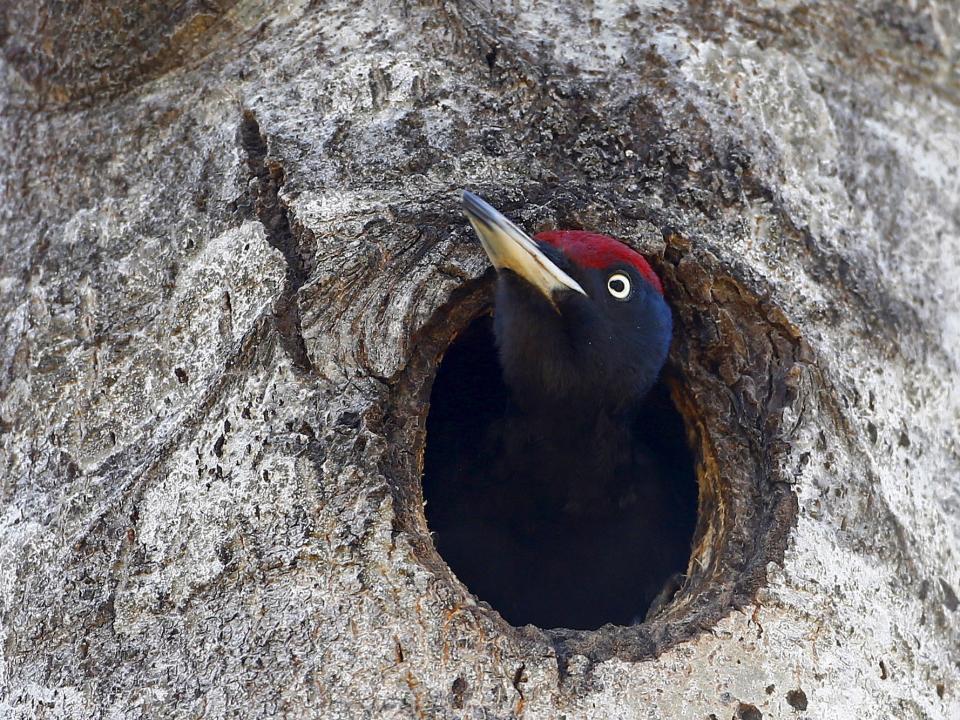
[1,1,959,718]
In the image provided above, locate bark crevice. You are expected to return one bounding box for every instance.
[238,109,314,372]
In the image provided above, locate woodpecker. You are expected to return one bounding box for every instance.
[423,191,696,629]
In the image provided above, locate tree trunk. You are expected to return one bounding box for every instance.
[2,2,958,718]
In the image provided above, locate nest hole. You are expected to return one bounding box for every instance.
[386,245,801,663]
[422,314,698,630]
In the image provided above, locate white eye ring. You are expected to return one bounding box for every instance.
[607,273,631,299]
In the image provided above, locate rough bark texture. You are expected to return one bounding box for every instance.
[1,1,959,718]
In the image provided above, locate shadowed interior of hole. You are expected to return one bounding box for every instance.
[422,314,698,630]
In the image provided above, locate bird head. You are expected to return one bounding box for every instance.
[463,191,672,416]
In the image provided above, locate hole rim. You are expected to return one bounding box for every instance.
[380,240,801,666]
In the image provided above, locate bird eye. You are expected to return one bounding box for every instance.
[607,273,631,299]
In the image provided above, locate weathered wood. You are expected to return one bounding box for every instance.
[1,1,958,718]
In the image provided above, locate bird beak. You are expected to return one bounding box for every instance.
[462,190,587,303]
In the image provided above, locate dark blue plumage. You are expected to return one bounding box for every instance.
[494,242,672,417]
[421,193,697,629]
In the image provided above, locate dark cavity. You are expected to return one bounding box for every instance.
[422,315,698,629]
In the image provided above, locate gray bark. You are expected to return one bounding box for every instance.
[1,1,959,718]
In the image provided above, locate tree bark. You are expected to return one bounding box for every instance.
[1,1,958,718]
